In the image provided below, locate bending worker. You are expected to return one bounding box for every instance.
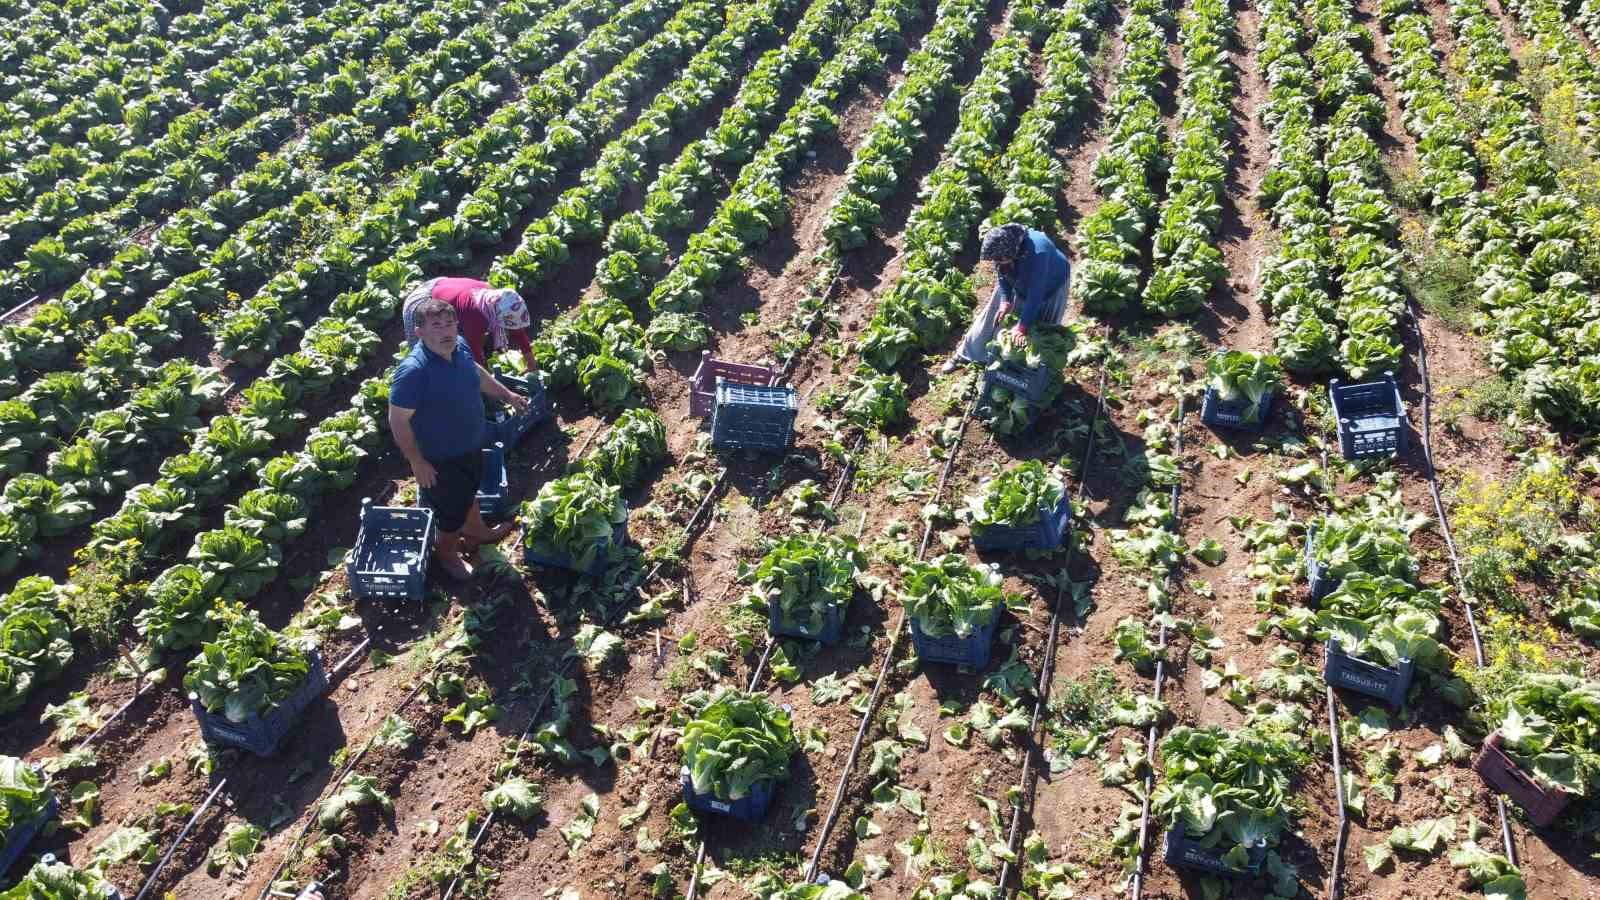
[943,222,1071,372]
[403,276,539,372]
[390,298,530,580]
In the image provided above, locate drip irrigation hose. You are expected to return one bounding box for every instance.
[686,439,868,900]
[438,465,730,900]
[102,637,374,899]
[133,778,229,900]
[803,390,980,883]
[1406,301,1514,864]
[80,476,400,751]
[252,638,437,900]
[0,295,39,323]
[1128,392,1186,900]
[993,359,1111,896]
[1326,685,1349,900]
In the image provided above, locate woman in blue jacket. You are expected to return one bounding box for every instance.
[944,223,1071,372]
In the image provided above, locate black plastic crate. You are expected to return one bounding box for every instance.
[1304,526,1337,603]
[0,788,55,878]
[710,382,797,453]
[768,597,846,644]
[525,511,629,576]
[909,605,1001,669]
[680,768,777,823]
[1329,373,1407,459]
[486,370,550,448]
[348,501,435,603]
[1200,386,1274,432]
[1163,827,1267,876]
[1323,639,1413,708]
[476,443,510,521]
[971,493,1072,553]
[191,649,328,757]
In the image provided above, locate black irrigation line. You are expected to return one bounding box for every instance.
[1314,299,1516,899]
[800,387,982,884]
[81,481,403,751]
[994,355,1112,896]
[1127,392,1186,900]
[131,638,372,900]
[685,433,866,900]
[1406,300,1515,864]
[437,457,731,900]
[0,294,38,323]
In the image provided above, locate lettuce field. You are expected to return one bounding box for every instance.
[2,0,1600,896]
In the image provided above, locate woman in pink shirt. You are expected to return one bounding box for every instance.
[402,277,538,371]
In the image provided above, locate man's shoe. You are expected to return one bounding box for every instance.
[940,357,961,374]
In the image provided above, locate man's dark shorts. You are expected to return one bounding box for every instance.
[421,451,482,533]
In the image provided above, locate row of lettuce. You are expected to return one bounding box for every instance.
[1379,0,1600,431]
[0,0,712,576]
[0,0,530,287]
[0,0,619,419]
[0,0,721,714]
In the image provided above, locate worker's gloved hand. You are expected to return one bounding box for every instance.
[504,392,530,414]
[1011,322,1028,340]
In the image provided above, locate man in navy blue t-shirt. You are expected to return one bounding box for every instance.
[389,298,530,580]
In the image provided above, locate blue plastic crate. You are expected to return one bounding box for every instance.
[524,511,629,576]
[1323,639,1413,708]
[348,502,434,602]
[710,382,797,453]
[680,768,777,823]
[909,605,1000,668]
[191,649,328,756]
[1163,827,1267,876]
[476,443,510,521]
[1200,386,1274,432]
[971,492,1072,553]
[977,361,1050,429]
[768,597,846,644]
[0,790,56,879]
[1329,373,1407,459]
[486,371,550,448]
[1304,526,1336,603]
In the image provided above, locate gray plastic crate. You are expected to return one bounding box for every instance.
[1163,828,1267,876]
[1323,639,1413,708]
[487,370,550,448]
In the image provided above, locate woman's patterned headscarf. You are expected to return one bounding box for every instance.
[469,287,530,349]
[979,223,1029,262]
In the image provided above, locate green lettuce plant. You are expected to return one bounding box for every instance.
[188,526,281,601]
[678,689,798,802]
[521,472,627,571]
[585,408,667,488]
[897,554,1017,638]
[0,854,118,899]
[183,603,314,724]
[750,534,865,636]
[963,460,1066,539]
[1150,724,1306,871]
